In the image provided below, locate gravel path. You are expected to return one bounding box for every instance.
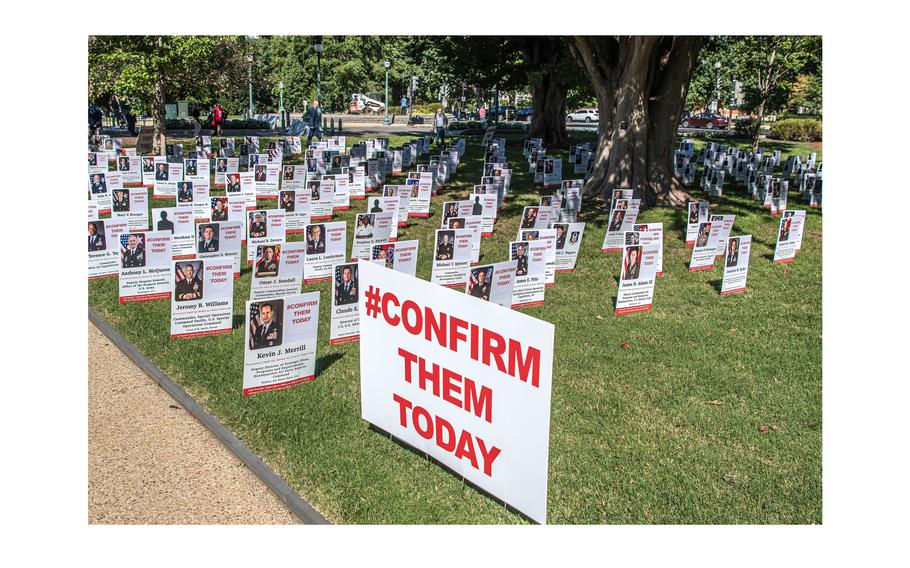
[88,321,299,524]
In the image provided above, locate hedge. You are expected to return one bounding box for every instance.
[768,118,822,142]
[165,118,271,130]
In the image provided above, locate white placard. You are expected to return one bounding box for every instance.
[246,210,286,265]
[689,220,721,271]
[601,199,641,252]
[151,206,195,259]
[352,212,396,260]
[465,260,516,308]
[551,222,585,274]
[685,201,710,245]
[632,223,663,276]
[615,231,659,315]
[773,210,806,263]
[330,262,361,345]
[431,228,474,287]
[721,235,752,295]
[510,240,547,308]
[370,240,419,277]
[470,193,498,236]
[279,189,312,235]
[88,219,128,279]
[169,259,234,339]
[250,242,306,301]
[309,180,335,221]
[118,231,172,303]
[116,155,142,185]
[358,261,554,524]
[303,221,347,283]
[197,221,244,278]
[243,292,321,396]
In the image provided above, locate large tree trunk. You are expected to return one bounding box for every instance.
[570,36,702,207]
[151,36,167,155]
[528,75,569,147]
[522,37,569,148]
[751,98,766,153]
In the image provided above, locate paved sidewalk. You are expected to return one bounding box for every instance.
[88,321,299,524]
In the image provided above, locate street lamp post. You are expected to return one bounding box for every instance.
[383,59,391,126]
[314,37,323,104]
[248,54,254,119]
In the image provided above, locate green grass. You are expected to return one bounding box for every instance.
[89,132,822,524]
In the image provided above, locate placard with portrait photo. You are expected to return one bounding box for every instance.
[118,231,172,303]
[689,220,721,271]
[551,222,585,274]
[465,260,517,308]
[616,233,659,315]
[152,206,195,259]
[111,187,149,232]
[330,262,361,345]
[246,209,286,265]
[243,292,320,396]
[152,162,184,199]
[88,218,129,279]
[280,190,312,235]
[169,259,234,339]
[251,242,306,302]
[601,199,641,252]
[430,228,473,288]
[510,239,548,309]
[351,212,395,260]
[303,221,347,283]
[685,201,710,246]
[370,239,418,277]
[721,235,752,295]
[197,220,243,279]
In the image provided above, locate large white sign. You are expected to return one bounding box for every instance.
[243,292,321,396]
[358,261,554,524]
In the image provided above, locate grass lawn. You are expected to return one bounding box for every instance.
[88,130,822,524]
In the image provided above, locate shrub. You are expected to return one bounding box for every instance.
[768,118,822,142]
[734,117,756,138]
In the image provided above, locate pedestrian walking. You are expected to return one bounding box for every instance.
[212,103,226,136]
[400,96,408,115]
[306,100,322,147]
[433,107,448,147]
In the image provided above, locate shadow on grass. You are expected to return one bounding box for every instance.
[365,423,535,524]
[316,352,344,374]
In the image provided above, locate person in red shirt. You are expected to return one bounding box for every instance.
[212,103,226,136]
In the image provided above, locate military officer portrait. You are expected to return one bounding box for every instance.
[306,224,326,255]
[174,261,204,302]
[695,222,712,248]
[512,242,529,276]
[280,191,295,213]
[216,157,228,173]
[468,267,492,301]
[442,202,459,225]
[308,181,321,200]
[226,173,241,194]
[435,230,455,261]
[90,173,107,194]
[255,245,280,277]
[177,182,193,203]
[197,224,220,253]
[625,232,641,246]
[520,207,538,229]
[687,203,699,224]
[112,189,130,212]
[249,212,267,239]
[554,223,568,250]
[608,210,626,233]
[88,221,106,251]
[521,230,538,241]
[726,237,740,268]
[155,163,169,181]
[88,153,97,166]
[211,198,229,221]
[142,157,156,173]
[249,301,283,350]
[254,164,268,182]
[184,159,198,177]
[120,234,146,268]
[283,165,295,180]
[779,217,792,242]
[622,245,642,281]
[334,264,358,306]
[118,156,130,171]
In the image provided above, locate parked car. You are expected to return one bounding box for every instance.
[514,107,533,121]
[566,108,599,123]
[487,105,516,121]
[680,112,729,129]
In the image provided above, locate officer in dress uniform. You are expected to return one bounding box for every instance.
[514,244,528,276]
[335,266,358,305]
[211,201,228,221]
[90,174,106,194]
[251,303,282,349]
[555,224,567,250]
[198,225,219,253]
[306,225,326,255]
[177,182,193,203]
[280,192,295,212]
[726,239,740,267]
[121,235,145,268]
[88,222,106,251]
[470,269,491,301]
[436,233,454,260]
[249,214,267,238]
[112,190,129,212]
[175,263,204,301]
[255,246,279,276]
[155,163,168,180]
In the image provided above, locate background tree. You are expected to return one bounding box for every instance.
[570,36,702,207]
[89,35,246,153]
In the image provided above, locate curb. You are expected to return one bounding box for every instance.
[89,308,330,525]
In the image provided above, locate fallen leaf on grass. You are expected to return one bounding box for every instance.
[729,327,737,333]
[621,341,631,348]
[706,400,724,405]
[759,424,769,432]
[595,315,604,321]
[723,474,737,485]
